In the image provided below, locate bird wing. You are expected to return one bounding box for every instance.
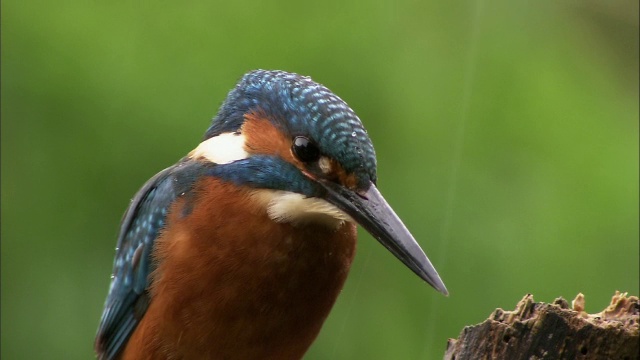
[94,159,210,360]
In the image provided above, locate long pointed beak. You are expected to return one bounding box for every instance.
[318,180,448,295]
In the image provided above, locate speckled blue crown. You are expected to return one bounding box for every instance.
[205,70,378,186]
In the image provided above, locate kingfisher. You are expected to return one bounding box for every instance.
[95,70,448,360]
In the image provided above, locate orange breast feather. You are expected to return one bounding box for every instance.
[121,178,357,359]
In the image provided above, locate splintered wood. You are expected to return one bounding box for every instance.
[444,292,639,360]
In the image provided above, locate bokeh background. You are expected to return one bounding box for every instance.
[2,1,638,359]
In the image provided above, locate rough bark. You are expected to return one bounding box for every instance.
[444,292,639,360]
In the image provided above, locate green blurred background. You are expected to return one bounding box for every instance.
[2,1,638,359]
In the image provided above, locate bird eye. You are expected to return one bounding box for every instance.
[292,136,320,163]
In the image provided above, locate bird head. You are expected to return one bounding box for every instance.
[192,70,447,295]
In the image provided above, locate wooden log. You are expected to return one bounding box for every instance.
[444,292,639,360]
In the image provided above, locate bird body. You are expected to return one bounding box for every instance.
[96,70,447,359]
[122,177,356,359]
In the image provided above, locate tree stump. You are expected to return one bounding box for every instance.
[444,292,639,360]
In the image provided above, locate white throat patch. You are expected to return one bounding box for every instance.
[252,190,354,228]
[190,132,248,164]
[191,133,352,228]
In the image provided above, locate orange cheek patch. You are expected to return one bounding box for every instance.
[327,158,359,190]
[241,112,302,168]
[241,111,359,189]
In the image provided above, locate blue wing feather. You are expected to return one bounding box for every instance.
[95,160,212,359]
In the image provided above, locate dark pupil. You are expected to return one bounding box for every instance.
[292,136,320,162]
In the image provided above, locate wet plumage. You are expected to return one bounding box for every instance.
[95,70,447,360]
